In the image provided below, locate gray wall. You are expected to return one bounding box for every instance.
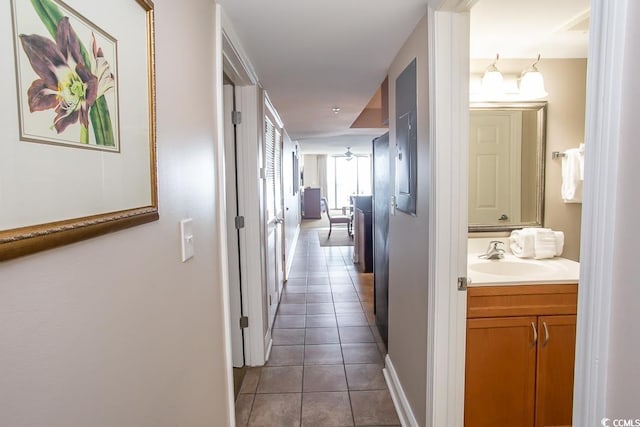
[387,15,430,426]
[0,1,232,425]
[606,0,640,416]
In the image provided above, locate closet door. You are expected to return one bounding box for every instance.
[264,115,284,327]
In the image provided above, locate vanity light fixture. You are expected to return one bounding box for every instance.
[481,53,504,97]
[519,54,548,99]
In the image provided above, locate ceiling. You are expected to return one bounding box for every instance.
[470,0,589,59]
[218,0,589,154]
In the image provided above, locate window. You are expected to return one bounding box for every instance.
[326,155,372,209]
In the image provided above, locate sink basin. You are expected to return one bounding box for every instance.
[467,238,580,285]
[468,260,564,277]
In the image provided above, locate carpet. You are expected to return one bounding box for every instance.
[317,230,354,247]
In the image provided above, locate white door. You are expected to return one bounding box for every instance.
[264,115,284,328]
[468,110,522,225]
[223,84,244,367]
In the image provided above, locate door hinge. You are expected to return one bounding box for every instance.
[458,276,471,291]
[235,215,245,229]
[232,111,242,125]
[240,316,249,329]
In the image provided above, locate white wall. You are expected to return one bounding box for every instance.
[606,0,640,416]
[386,15,430,426]
[0,1,232,425]
[303,154,320,188]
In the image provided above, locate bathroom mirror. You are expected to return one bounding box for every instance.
[468,102,547,232]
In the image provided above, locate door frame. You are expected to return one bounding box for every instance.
[426,5,470,427]
[571,1,628,425]
[220,8,269,369]
[212,5,235,425]
[432,0,624,426]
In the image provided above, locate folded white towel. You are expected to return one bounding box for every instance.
[510,228,564,259]
[554,231,564,256]
[562,146,584,203]
[510,229,535,258]
[534,228,557,259]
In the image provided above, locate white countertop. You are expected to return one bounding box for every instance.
[467,237,580,286]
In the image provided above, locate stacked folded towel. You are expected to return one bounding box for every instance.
[509,228,564,259]
[509,229,535,258]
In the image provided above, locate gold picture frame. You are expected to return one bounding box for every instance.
[1,0,157,261]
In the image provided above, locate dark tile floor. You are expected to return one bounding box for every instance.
[235,226,400,427]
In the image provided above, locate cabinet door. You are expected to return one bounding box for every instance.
[465,317,538,427]
[535,315,576,427]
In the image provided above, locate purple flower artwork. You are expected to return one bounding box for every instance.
[12,0,119,151]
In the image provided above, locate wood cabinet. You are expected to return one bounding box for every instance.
[535,315,576,427]
[465,284,577,427]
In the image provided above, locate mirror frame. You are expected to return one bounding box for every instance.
[468,101,547,232]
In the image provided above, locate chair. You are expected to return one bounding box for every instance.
[321,198,352,237]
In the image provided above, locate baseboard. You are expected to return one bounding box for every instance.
[383,354,420,427]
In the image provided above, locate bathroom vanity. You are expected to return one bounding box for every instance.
[465,238,579,427]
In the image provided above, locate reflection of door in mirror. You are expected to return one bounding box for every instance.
[468,102,547,232]
[469,111,522,225]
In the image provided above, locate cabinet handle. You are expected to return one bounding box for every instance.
[542,321,550,347]
[531,322,538,345]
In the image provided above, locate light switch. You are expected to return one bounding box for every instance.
[180,218,194,262]
[390,196,396,216]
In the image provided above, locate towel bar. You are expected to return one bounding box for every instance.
[552,151,566,159]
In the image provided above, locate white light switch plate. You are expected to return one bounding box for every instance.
[180,218,194,262]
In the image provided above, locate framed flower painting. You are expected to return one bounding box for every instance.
[1,0,157,261]
[13,0,120,151]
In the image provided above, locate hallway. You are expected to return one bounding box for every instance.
[235,225,400,426]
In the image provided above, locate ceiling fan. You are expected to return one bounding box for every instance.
[344,147,353,160]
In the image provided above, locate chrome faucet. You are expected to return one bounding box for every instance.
[479,240,505,260]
